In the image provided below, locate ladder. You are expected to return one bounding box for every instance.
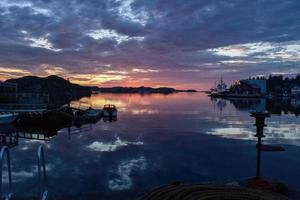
[0,145,49,200]
[0,146,12,200]
[38,146,48,200]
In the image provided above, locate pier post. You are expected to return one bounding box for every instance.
[250,111,270,179]
[248,111,286,193]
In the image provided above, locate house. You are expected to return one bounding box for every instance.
[240,79,267,94]
[0,82,18,102]
[230,81,261,95]
[291,86,300,97]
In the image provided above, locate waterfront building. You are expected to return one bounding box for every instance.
[291,98,300,108]
[240,79,267,94]
[230,81,261,96]
[0,81,49,105]
[291,86,300,97]
[16,93,50,104]
[0,82,18,102]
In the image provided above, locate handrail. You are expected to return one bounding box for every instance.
[0,146,13,200]
[37,145,48,200]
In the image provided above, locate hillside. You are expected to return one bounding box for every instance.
[6,75,91,104]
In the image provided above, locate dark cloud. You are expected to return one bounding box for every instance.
[0,0,300,88]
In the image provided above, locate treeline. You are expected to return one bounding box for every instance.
[94,86,176,94]
[266,74,300,93]
[93,86,197,94]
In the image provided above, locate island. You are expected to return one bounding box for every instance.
[91,86,197,94]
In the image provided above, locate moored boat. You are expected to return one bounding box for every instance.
[85,107,102,118]
[0,112,19,124]
[73,107,102,125]
[208,78,229,97]
[103,104,117,117]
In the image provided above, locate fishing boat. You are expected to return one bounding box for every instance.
[209,78,229,97]
[209,78,263,98]
[0,112,19,124]
[103,104,117,117]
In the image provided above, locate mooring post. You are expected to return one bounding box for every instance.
[250,111,270,179]
[248,111,286,192]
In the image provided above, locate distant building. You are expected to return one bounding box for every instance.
[240,79,267,94]
[0,82,17,92]
[291,98,300,108]
[291,86,300,97]
[231,81,261,95]
[0,82,17,102]
[0,82,49,104]
[16,93,50,104]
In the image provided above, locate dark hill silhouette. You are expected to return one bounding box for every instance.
[6,75,91,104]
[92,86,197,94]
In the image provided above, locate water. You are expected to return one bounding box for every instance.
[3,92,300,198]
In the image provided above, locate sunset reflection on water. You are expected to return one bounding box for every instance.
[72,93,300,145]
[6,92,300,198]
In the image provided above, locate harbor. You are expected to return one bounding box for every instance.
[0,92,298,199]
[0,104,117,127]
[0,77,118,127]
[0,76,299,199]
[208,75,300,100]
[1,0,300,198]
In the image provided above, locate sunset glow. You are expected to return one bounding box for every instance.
[0,0,299,90]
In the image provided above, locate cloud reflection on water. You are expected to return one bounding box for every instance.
[87,137,143,152]
[108,156,147,191]
[4,92,300,197]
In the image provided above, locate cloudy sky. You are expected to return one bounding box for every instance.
[0,0,299,89]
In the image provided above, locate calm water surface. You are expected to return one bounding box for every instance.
[5,93,300,198]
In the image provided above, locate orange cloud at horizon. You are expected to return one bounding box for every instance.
[70,77,207,91]
[0,66,209,90]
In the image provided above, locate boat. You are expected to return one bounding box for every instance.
[209,78,263,98]
[85,107,102,118]
[0,112,19,124]
[103,104,117,117]
[209,78,229,97]
[103,115,117,122]
[73,107,102,125]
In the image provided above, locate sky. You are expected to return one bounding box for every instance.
[0,0,300,90]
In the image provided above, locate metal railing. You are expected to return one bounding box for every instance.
[37,145,48,200]
[0,146,12,200]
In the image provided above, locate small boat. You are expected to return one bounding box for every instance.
[85,107,102,118]
[0,112,19,124]
[103,104,117,117]
[73,107,102,125]
[103,115,117,122]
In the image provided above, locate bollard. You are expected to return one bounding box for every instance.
[248,111,286,192]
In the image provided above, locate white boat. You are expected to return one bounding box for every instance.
[209,78,229,97]
[0,113,18,124]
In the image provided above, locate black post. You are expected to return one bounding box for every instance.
[250,111,270,179]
